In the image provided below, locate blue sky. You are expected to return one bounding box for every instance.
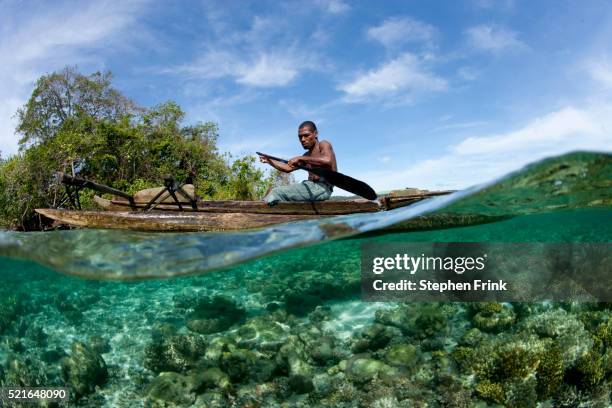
[1,0,611,191]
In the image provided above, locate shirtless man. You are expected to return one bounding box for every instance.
[258,121,337,205]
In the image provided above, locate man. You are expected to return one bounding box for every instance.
[259,121,337,205]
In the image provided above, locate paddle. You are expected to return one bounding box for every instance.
[256,152,378,200]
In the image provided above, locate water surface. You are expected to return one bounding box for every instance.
[0,151,610,407]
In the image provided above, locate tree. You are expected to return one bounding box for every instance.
[16,66,137,148]
[220,155,271,200]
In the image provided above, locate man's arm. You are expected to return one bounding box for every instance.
[288,141,334,168]
[259,155,296,173]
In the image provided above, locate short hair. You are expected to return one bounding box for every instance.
[298,120,317,132]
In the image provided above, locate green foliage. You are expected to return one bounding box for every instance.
[0,67,273,230]
[0,154,48,230]
[16,66,136,147]
[215,155,271,201]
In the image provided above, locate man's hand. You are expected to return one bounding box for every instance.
[288,156,305,168]
[258,154,271,164]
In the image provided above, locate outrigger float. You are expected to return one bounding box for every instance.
[35,173,453,232]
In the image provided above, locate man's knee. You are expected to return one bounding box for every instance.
[265,186,288,204]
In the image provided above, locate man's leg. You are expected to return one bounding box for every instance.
[302,181,332,201]
[265,181,331,205]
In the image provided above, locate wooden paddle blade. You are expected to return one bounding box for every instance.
[308,166,378,200]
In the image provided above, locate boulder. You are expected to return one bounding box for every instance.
[61,341,108,397]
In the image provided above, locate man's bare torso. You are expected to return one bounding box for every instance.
[305,140,337,182]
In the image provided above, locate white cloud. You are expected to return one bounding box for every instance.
[338,53,447,102]
[457,67,480,81]
[236,54,299,87]
[453,107,598,155]
[0,0,147,156]
[466,24,525,52]
[432,121,488,132]
[166,14,321,89]
[356,105,612,191]
[170,50,305,88]
[586,59,612,88]
[367,17,437,48]
[315,0,350,14]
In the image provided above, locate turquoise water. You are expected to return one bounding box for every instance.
[0,151,611,407]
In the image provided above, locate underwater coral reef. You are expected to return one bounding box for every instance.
[0,254,610,407]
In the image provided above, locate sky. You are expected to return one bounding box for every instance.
[1,0,611,192]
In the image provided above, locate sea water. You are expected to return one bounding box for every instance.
[0,151,610,407]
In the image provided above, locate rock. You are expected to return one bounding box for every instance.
[190,367,231,392]
[384,344,419,367]
[233,314,290,351]
[185,296,246,335]
[309,335,337,365]
[146,372,196,407]
[61,341,108,397]
[186,318,228,334]
[144,333,206,373]
[289,374,314,394]
[6,357,48,387]
[278,334,314,376]
[312,373,333,395]
[374,306,412,333]
[194,391,227,408]
[414,305,448,338]
[350,324,400,353]
[288,353,313,378]
[220,348,274,383]
[345,357,397,384]
[202,336,233,365]
[472,303,515,333]
[460,328,487,347]
[309,305,333,323]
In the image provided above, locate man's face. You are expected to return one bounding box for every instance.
[298,126,317,149]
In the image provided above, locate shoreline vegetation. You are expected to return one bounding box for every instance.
[0,66,280,231]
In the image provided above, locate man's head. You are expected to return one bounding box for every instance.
[298,120,318,149]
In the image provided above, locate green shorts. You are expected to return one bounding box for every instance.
[265,180,333,205]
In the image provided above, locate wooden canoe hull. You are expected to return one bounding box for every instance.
[38,189,455,232]
[92,190,454,214]
[94,196,381,215]
[36,209,323,232]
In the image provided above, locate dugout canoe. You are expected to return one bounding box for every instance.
[36,188,454,232]
[35,209,323,232]
[92,188,452,215]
